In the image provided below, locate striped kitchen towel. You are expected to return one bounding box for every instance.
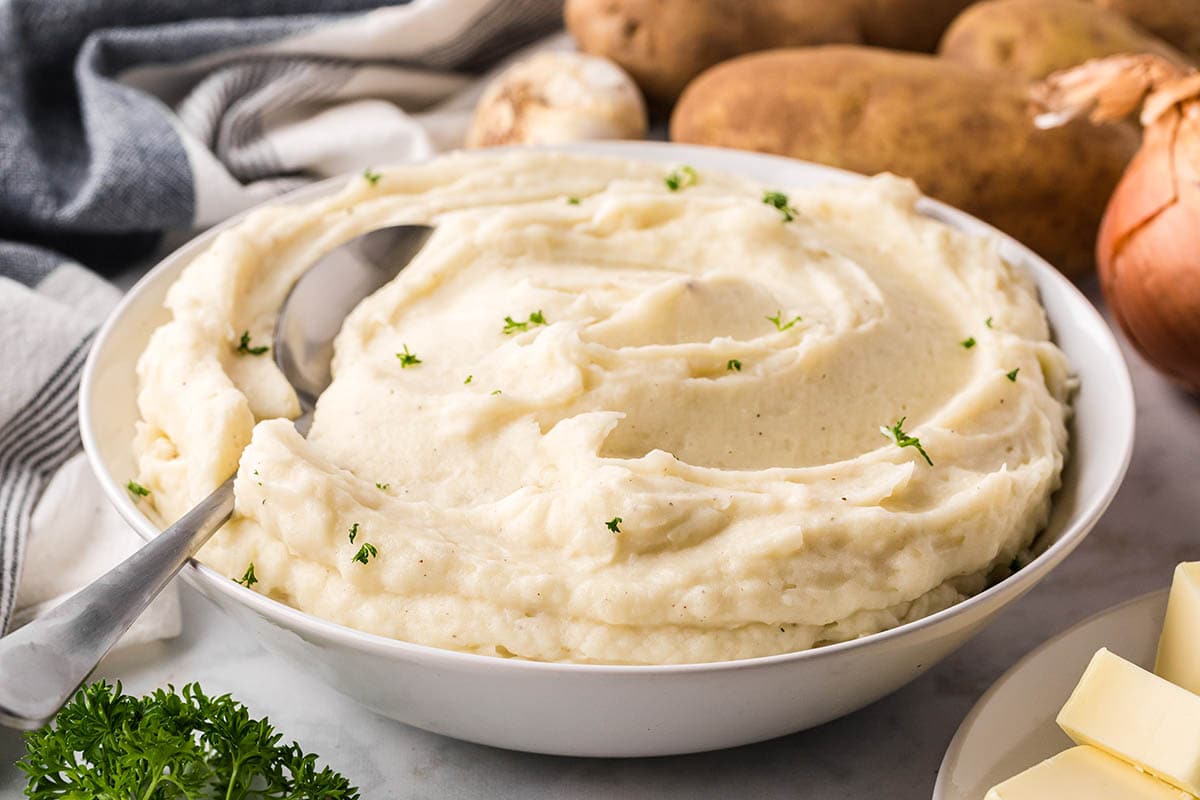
[0,0,562,637]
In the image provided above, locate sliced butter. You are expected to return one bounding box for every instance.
[1157,562,1200,695]
[986,746,1193,799]
[1057,648,1200,795]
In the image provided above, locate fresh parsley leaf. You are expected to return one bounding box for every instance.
[727,359,742,372]
[961,337,976,349]
[363,168,381,185]
[235,563,258,588]
[605,516,622,533]
[375,482,389,491]
[17,681,358,800]
[762,191,797,222]
[236,330,269,356]
[126,480,150,498]
[502,310,548,335]
[464,375,473,384]
[767,310,802,331]
[985,316,994,329]
[351,542,378,564]
[664,165,698,191]
[348,523,359,543]
[490,389,502,396]
[1006,368,1020,382]
[879,416,933,466]
[396,344,421,368]
[566,196,581,205]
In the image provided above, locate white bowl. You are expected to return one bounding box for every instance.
[79,142,1134,757]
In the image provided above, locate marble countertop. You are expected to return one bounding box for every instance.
[3,283,1197,799]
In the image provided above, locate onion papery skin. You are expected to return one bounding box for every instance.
[1097,105,1200,393]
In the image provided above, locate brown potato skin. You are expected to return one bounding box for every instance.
[940,0,1190,83]
[564,0,973,105]
[670,46,1139,278]
[1092,0,1200,60]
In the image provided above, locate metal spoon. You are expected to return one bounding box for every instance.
[0,223,434,729]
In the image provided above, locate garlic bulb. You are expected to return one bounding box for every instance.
[1033,55,1200,393]
[466,51,648,148]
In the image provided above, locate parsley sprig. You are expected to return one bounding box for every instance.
[363,168,381,186]
[236,331,269,356]
[605,517,622,533]
[727,359,742,372]
[762,191,797,222]
[235,563,258,588]
[664,165,698,191]
[880,417,933,466]
[767,310,802,331]
[18,681,358,800]
[396,345,421,368]
[502,310,547,335]
[126,480,150,498]
[961,337,976,349]
[351,542,378,564]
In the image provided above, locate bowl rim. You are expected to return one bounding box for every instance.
[78,140,1135,675]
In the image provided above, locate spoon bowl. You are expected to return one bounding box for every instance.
[276,225,433,417]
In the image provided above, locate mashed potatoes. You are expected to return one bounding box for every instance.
[133,152,1072,664]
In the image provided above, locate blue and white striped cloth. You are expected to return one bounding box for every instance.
[0,0,562,636]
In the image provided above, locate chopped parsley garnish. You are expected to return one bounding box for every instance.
[490,389,502,396]
[767,310,802,331]
[566,196,581,205]
[125,480,150,498]
[17,681,358,800]
[664,165,698,191]
[985,316,994,329]
[395,344,421,368]
[351,542,378,564]
[375,482,389,491]
[236,330,269,356]
[502,310,548,335]
[727,359,742,372]
[762,191,797,222]
[235,563,258,588]
[1006,368,1020,382]
[961,337,976,349]
[348,522,360,543]
[880,416,933,466]
[363,168,381,185]
[464,375,473,384]
[605,516,623,533]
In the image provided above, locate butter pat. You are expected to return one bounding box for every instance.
[1057,648,1200,795]
[1157,562,1200,695]
[986,746,1192,800]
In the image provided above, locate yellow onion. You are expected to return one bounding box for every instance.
[1033,55,1200,393]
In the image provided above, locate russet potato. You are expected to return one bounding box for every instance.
[564,0,975,104]
[940,0,1189,82]
[1091,0,1200,61]
[670,46,1139,278]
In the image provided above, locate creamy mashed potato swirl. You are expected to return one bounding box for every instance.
[134,153,1072,665]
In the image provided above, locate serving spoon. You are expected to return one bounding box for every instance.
[0,223,434,729]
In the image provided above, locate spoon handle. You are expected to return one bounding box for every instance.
[0,476,234,729]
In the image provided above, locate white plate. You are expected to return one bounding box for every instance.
[934,589,1168,799]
